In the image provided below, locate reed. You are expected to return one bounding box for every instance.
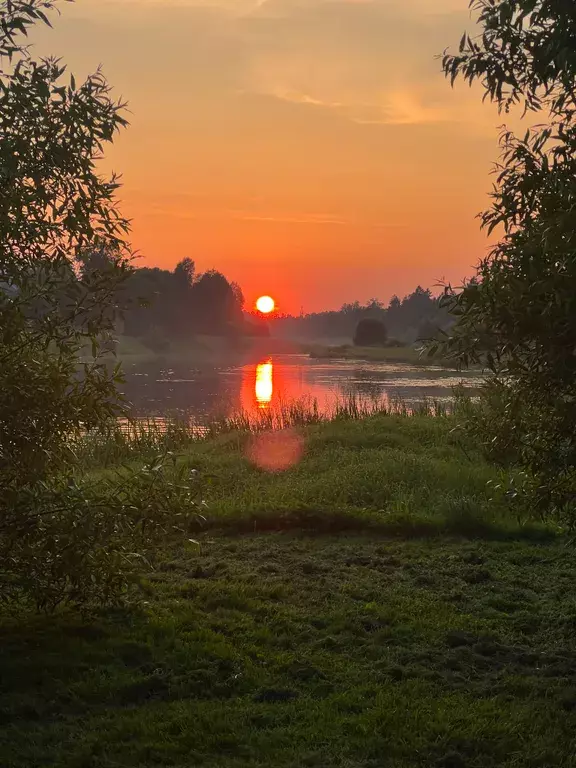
[71,394,453,469]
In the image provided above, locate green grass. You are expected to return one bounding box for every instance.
[72,396,452,470]
[2,414,576,767]
[307,343,451,366]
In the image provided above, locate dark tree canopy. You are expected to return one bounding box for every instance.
[191,270,242,333]
[353,318,388,347]
[173,257,196,288]
[270,287,451,344]
[122,263,246,343]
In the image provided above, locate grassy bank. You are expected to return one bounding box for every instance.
[2,414,575,767]
[99,336,451,368]
[307,343,452,367]
[109,336,305,366]
[111,335,247,366]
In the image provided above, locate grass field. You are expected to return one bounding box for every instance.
[1,414,575,767]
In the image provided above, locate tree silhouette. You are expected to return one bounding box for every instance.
[353,318,388,347]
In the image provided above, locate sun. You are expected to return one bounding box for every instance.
[256,295,275,314]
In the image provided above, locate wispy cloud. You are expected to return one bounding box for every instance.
[261,87,458,126]
[128,199,351,226]
[230,211,349,224]
[35,0,504,310]
[229,0,491,129]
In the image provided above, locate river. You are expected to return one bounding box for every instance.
[120,354,481,422]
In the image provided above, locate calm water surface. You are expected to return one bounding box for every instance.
[121,354,481,422]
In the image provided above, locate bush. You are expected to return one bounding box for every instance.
[0,1,190,608]
[0,453,206,610]
[0,2,132,483]
[353,318,388,347]
[434,0,576,523]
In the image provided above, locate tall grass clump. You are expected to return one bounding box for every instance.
[215,396,324,434]
[70,418,208,470]
[71,394,454,470]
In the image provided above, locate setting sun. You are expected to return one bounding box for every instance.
[256,295,275,314]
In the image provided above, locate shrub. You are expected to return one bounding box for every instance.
[0,1,194,608]
[353,318,388,347]
[433,0,576,523]
[0,453,206,611]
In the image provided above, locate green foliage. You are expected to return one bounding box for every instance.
[68,396,452,472]
[72,411,504,538]
[443,0,576,116]
[353,317,388,347]
[0,1,195,608]
[0,0,131,483]
[1,453,206,611]
[434,0,576,521]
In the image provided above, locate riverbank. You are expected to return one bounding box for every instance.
[2,414,575,767]
[114,335,304,365]
[110,336,453,369]
[307,342,454,367]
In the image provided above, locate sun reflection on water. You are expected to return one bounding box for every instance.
[255,360,273,408]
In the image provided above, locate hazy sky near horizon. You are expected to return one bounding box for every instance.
[34,0,517,312]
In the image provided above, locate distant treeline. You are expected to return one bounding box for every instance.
[80,250,452,348]
[80,252,268,349]
[269,287,453,344]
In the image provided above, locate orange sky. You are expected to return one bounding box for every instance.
[33,0,524,313]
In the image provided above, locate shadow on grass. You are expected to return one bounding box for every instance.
[207,506,558,543]
[0,514,572,768]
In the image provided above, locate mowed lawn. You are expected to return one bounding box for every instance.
[1,416,575,767]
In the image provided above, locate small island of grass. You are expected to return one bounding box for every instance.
[307,342,451,366]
